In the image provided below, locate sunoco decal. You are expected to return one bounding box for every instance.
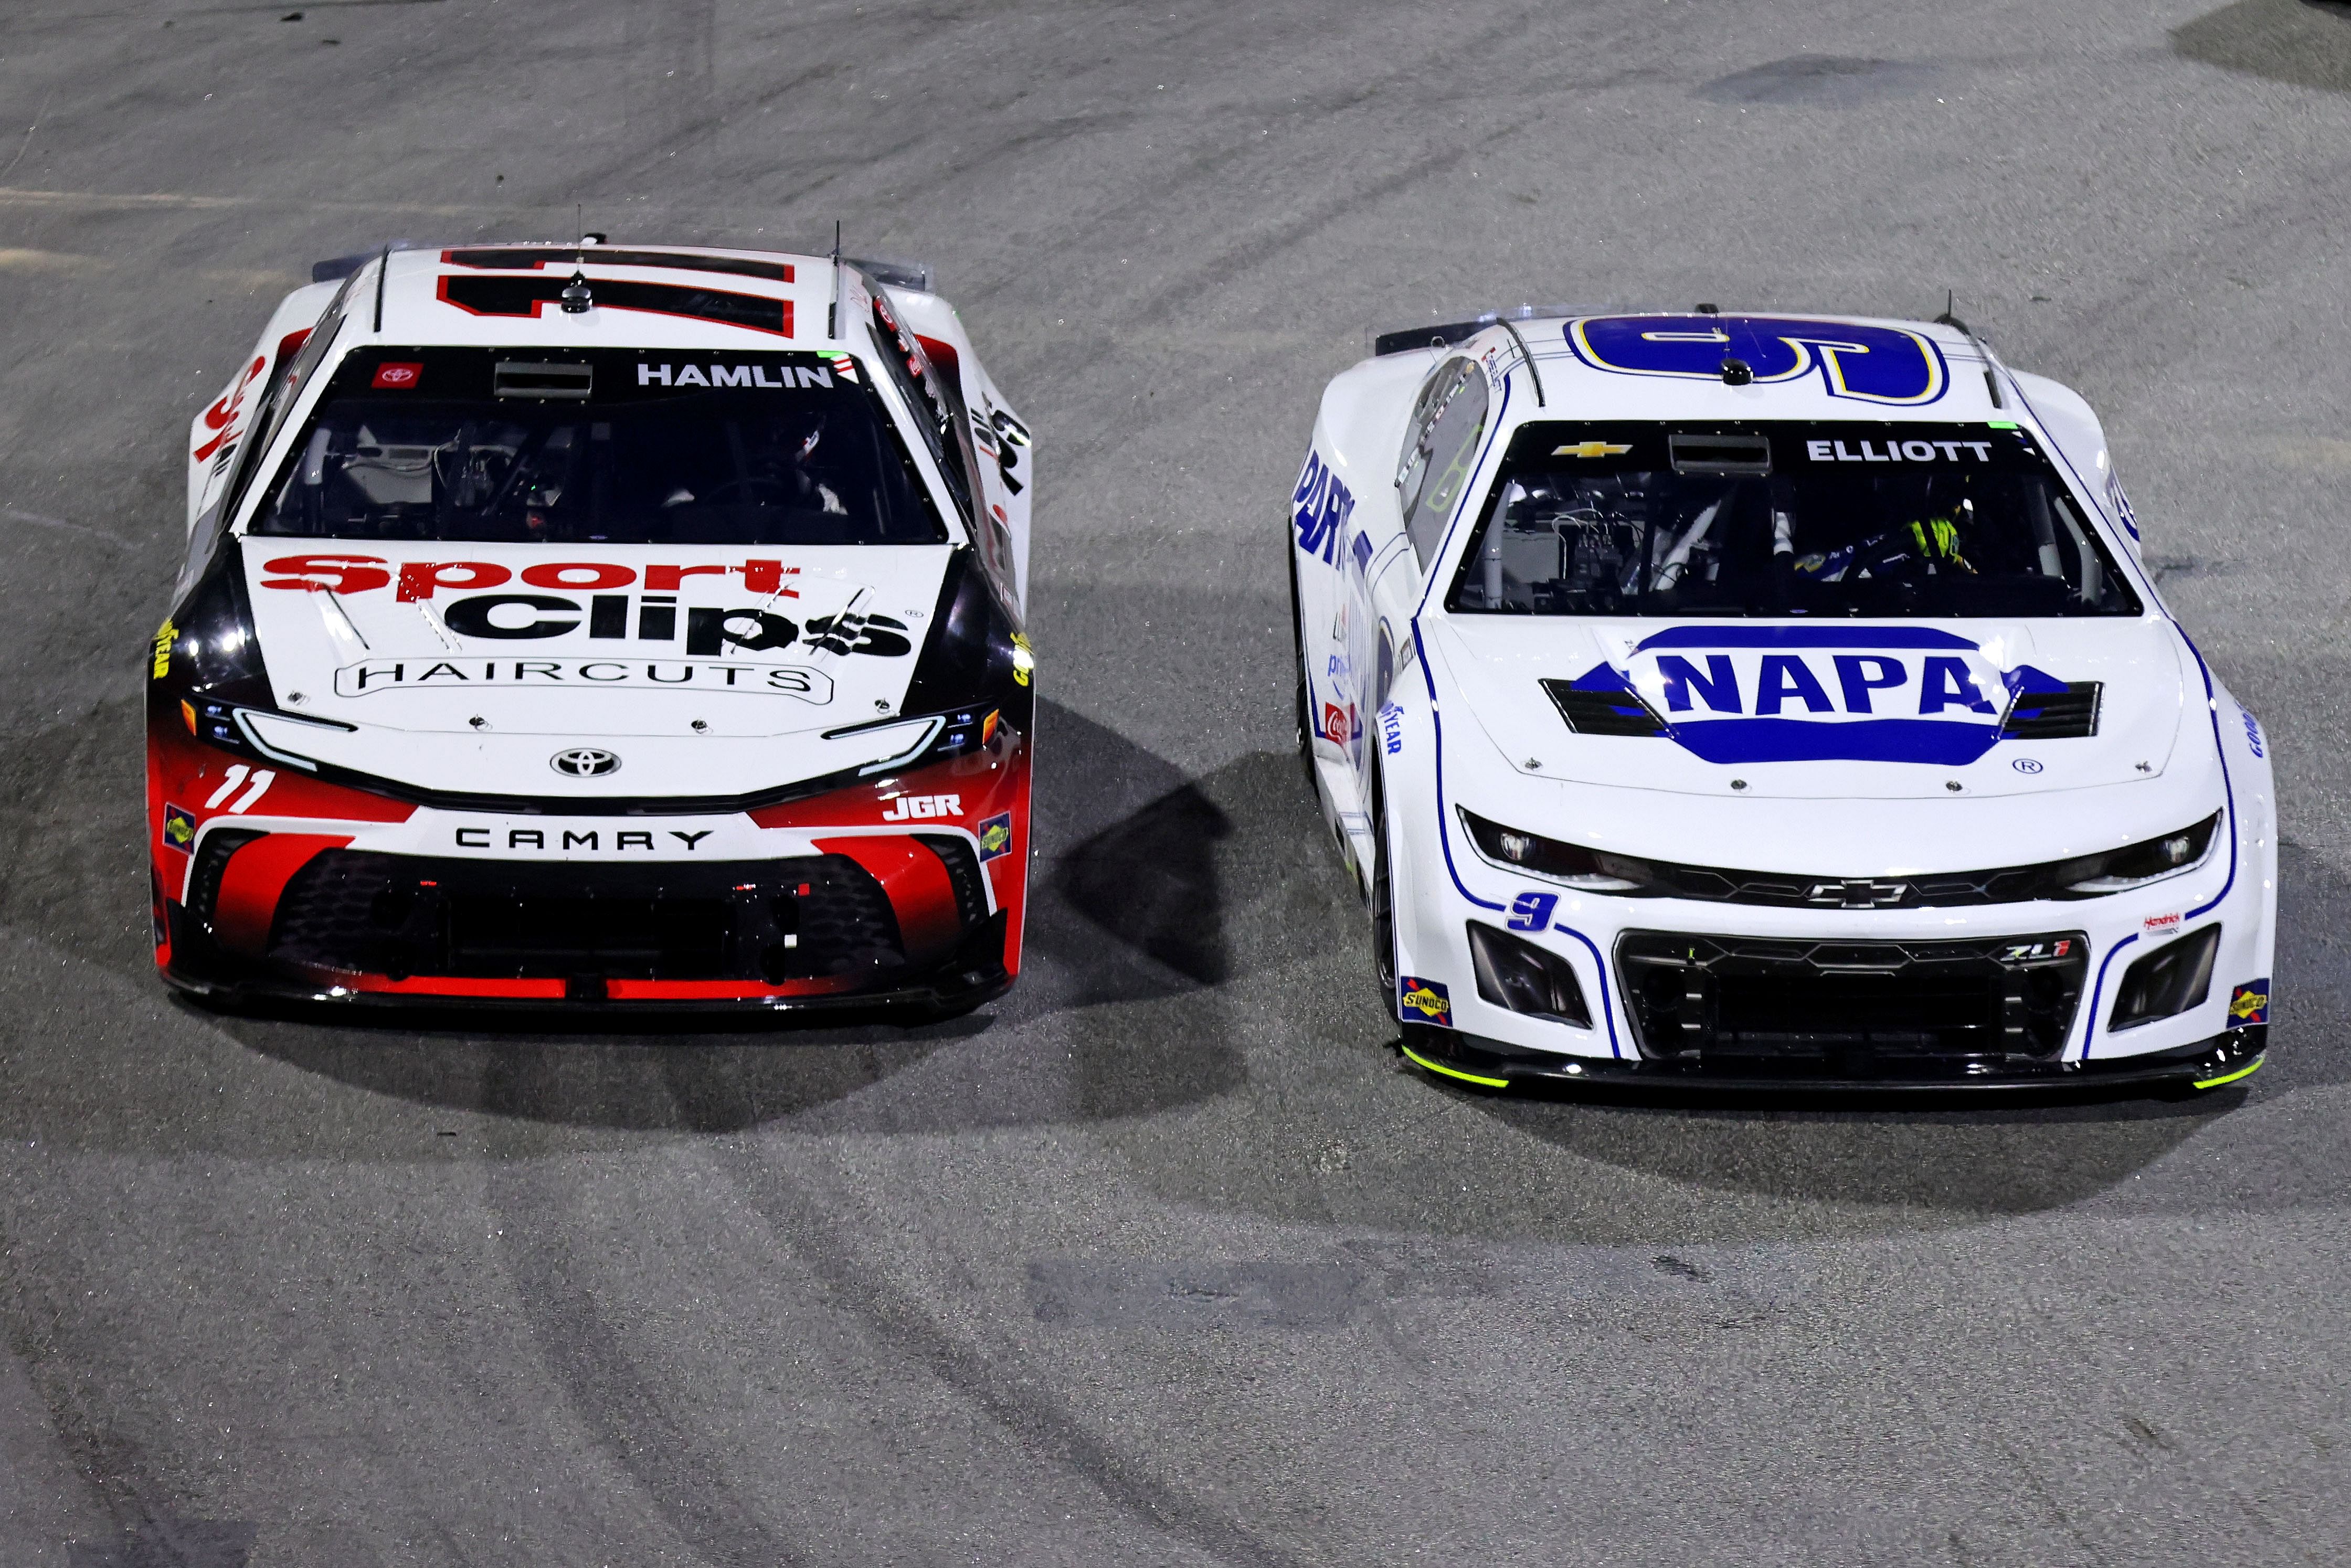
[1398,976,1452,1027]
[1570,626,2070,766]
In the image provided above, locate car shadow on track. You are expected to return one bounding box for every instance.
[173,698,1287,1133]
[1376,836,2351,1223]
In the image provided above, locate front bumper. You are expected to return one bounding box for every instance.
[147,721,1031,1016]
[1389,794,2277,1083]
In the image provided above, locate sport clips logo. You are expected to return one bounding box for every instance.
[260,554,912,701]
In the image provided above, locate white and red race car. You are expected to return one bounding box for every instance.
[150,242,1035,1014]
[1292,309,2275,1092]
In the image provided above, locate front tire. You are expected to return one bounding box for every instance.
[1287,543,1315,783]
[1368,758,1397,999]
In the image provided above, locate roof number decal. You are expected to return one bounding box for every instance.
[1566,315,1947,406]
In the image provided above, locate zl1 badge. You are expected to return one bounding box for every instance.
[977,811,1013,862]
[2229,980,2271,1026]
[1398,976,1452,1028]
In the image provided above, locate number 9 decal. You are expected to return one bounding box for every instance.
[1565,315,1947,406]
[1506,891,1559,931]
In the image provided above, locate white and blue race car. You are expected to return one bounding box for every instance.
[1290,309,2274,1092]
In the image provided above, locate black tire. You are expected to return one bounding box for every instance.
[1368,758,1397,998]
[1287,541,1315,782]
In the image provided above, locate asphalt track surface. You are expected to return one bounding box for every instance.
[3,2,2351,1563]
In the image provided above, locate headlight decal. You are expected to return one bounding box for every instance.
[2081,627,2240,1059]
[1412,610,1623,1058]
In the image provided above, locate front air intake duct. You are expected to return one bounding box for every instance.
[2110,925,2221,1031]
[1467,921,1591,1026]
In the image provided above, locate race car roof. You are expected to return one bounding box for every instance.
[1447,312,2009,423]
[363,243,844,351]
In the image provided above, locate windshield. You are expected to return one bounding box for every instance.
[1447,421,2140,618]
[248,347,949,546]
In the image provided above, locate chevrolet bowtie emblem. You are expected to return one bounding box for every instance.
[1553,441,1633,458]
[1807,879,1910,909]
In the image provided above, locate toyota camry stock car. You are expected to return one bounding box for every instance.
[1290,308,2274,1092]
[149,241,1036,1013]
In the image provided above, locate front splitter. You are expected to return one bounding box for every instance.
[161,964,1012,1025]
[1397,1023,2268,1098]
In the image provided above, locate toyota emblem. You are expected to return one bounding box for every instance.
[550,747,621,778]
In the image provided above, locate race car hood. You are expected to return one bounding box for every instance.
[1427,612,2193,804]
[240,541,951,798]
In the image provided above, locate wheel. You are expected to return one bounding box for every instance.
[1287,541,1315,782]
[1368,759,1397,998]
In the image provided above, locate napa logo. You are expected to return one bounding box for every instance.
[1290,448,1356,567]
[1398,977,1453,1027]
[1574,627,2067,767]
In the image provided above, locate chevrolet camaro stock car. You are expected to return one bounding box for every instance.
[151,242,1035,1013]
[1290,308,2275,1092]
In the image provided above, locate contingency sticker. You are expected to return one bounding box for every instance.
[1398,976,1452,1028]
[2229,980,2271,1026]
[977,811,1013,862]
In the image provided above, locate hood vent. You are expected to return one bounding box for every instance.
[1541,680,1664,737]
[2003,681,2102,739]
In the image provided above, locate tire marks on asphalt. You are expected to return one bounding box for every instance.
[490,1154,814,1568]
[712,1152,1310,1568]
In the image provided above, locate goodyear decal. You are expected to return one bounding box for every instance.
[1574,626,2072,767]
[2228,980,2270,1026]
[151,620,175,680]
[1564,315,1947,406]
[977,810,1013,862]
[1398,976,1453,1027]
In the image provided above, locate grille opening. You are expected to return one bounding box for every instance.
[1619,930,2089,1071]
[448,894,732,978]
[268,851,912,982]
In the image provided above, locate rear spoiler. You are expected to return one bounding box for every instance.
[311,240,416,283]
[1372,304,1671,357]
[847,256,936,293]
